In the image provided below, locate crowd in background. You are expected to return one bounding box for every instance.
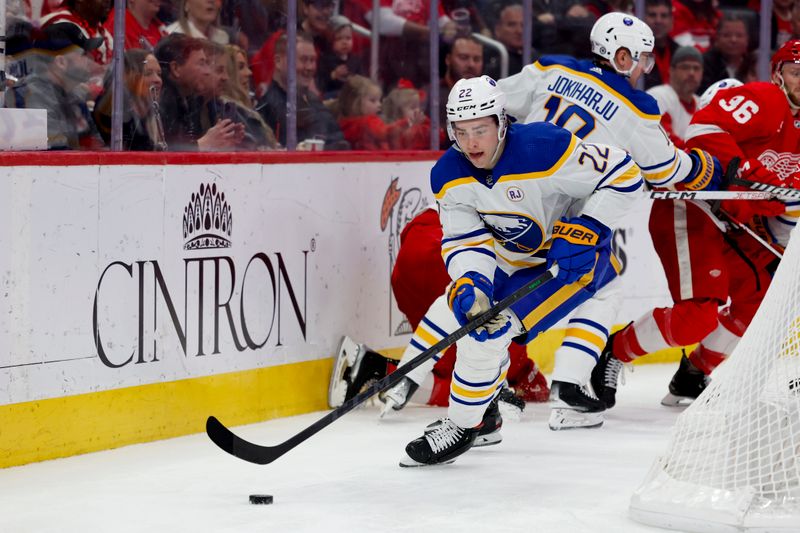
[3,0,797,151]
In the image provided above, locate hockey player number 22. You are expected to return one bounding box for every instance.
[577,143,610,173]
[718,96,759,124]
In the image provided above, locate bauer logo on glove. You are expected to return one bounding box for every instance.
[547,215,611,284]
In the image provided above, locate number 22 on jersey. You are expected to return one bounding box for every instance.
[543,95,597,139]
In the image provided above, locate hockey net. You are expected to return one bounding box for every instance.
[629,227,800,533]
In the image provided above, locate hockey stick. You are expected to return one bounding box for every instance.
[647,158,775,201]
[206,269,554,465]
[728,176,800,200]
[648,190,773,201]
[717,208,783,258]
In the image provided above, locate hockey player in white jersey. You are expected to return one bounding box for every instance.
[399,75,644,466]
[381,12,722,432]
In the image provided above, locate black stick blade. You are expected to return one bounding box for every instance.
[206,416,280,465]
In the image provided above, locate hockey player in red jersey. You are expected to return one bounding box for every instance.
[592,40,800,407]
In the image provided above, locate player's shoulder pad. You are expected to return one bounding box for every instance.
[431,147,473,197]
[504,122,576,171]
[740,81,787,104]
[535,54,583,70]
[536,56,660,118]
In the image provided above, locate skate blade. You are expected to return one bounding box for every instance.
[497,400,523,421]
[399,454,456,468]
[378,397,398,419]
[548,408,604,431]
[473,432,502,447]
[660,392,696,407]
[327,336,361,408]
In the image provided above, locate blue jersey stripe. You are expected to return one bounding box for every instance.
[441,228,491,245]
[568,317,609,337]
[608,181,643,193]
[449,393,495,406]
[561,341,601,361]
[422,316,449,339]
[596,155,632,189]
[444,247,496,270]
[639,153,676,171]
[453,368,502,388]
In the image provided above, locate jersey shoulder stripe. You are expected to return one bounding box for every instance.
[498,122,577,182]
[534,56,661,120]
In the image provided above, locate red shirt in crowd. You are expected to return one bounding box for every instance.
[670,0,720,52]
[40,9,114,65]
[103,9,167,51]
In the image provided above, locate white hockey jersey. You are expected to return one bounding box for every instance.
[432,122,643,281]
[646,84,699,143]
[498,56,695,189]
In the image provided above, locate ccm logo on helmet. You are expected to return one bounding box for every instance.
[456,105,477,111]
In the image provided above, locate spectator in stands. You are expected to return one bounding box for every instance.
[700,13,756,92]
[345,0,457,89]
[317,15,365,100]
[155,34,243,150]
[443,1,493,37]
[383,81,440,150]
[647,46,703,147]
[335,75,389,150]
[256,33,349,150]
[487,3,526,77]
[214,43,278,150]
[529,0,594,57]
[583,0,633,19]
[40,0,114,66]
[435,35,484,128]
[166,0,229,44]
[644,0,680,89]
[767,0,795,49]
[671,0,720,52]
[251,0,334,99]
[103,0,167,50]
[93,48,167,150]
[792,1,800,41]
[8,24,104,149]
[226,43,254,105]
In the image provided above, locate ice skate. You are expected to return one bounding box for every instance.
[328,336,387,408]
[661,354,708,406]
[424,392,504,447]
[378,376,419,418]
[548,380,605,430]
[590,331,625,409]
[400,418,479,467]
[496,386,525,421]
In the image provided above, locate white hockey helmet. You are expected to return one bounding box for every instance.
[445,75,508,144]
[590,12,655,77]
[698,78,743,108]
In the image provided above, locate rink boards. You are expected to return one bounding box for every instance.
[0,152,677,467]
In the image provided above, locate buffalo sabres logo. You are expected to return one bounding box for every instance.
[481,212,544,253]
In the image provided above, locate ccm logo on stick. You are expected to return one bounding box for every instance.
[650,191,698,200]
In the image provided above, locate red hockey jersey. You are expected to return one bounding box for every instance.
[686,81,800,246]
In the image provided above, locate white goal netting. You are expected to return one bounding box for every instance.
[629,227,800,533]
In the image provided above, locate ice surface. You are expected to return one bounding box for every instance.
[0,365,681,533]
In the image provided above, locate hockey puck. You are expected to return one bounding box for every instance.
[249,494,273,505]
